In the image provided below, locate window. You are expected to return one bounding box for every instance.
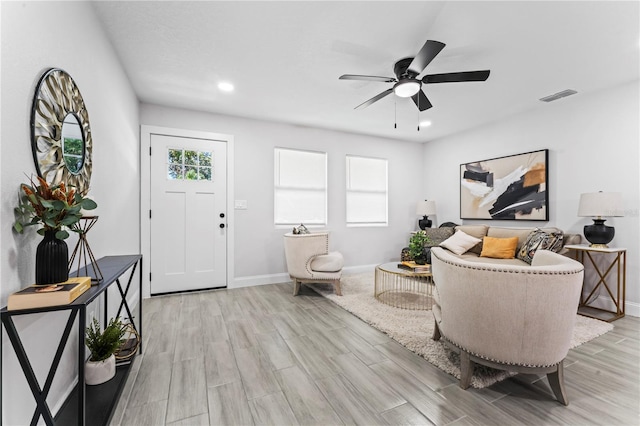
[166,148,212,181]
[346,155,388,226]
[274,148,327,225]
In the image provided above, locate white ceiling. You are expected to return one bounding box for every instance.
[91,1,640,143]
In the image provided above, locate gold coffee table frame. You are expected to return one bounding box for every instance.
[374,262,434,310]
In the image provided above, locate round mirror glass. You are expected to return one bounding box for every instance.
[61,113,85,175]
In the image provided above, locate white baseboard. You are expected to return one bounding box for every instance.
[582,292,640,318]
[232,264,378,289]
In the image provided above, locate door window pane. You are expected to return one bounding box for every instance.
[167,148,213,181]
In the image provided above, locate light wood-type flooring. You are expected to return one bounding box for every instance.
[110,282,640,425]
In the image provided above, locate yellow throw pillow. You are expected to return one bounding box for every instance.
[480,236,519,259]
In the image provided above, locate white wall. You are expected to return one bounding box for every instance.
[140,103,425,287]
[423,80,640,315]
[1,2,139,423]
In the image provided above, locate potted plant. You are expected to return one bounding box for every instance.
[409,231,432,264]
[84,317,126,385]
[13,176,97,284]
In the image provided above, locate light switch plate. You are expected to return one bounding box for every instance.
[235,200,248,210]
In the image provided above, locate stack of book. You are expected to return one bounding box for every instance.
[7,276,91,310]
[397,261,431,272]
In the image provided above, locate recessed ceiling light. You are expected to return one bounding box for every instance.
[218,81,234,92]
[420,120,432,128]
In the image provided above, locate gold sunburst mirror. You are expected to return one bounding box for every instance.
[31,68,92,195]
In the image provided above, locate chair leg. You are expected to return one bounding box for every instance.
[547,361,569,406]
[459,351,473,389]
[292,279,301,296]
[432,320,441,341]
[333,279,342,296]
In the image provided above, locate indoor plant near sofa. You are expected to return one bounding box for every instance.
[85,317,126,385]
[408,231,432,264]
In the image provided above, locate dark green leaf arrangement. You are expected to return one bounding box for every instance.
[13,176,97,240]
[409,230,432,260]
[85,317,126,362]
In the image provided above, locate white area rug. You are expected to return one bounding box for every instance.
[308,272,614,388]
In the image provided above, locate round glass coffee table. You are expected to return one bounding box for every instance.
[374,262,434,310]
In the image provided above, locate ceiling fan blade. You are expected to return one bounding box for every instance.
[411,90,433,111]
[339,74,396,83]
[355,88,394,110]
[423,70,490,84]
[408,40,446,75]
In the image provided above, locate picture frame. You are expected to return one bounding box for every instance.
[460,149,549,221]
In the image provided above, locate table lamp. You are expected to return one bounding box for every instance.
[416,200,437,230]
[577,191,624,248]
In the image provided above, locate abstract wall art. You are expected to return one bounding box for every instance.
[460,149,549,221]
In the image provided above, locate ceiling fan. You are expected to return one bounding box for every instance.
[339,39,490,111]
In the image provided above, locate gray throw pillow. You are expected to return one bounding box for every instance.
[517,228,564,265]
[422,227,455,263]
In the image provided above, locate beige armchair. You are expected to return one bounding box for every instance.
[430,246,584,405]
[283,232,343,296]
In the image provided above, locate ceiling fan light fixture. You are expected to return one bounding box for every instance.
[393,79,421,98]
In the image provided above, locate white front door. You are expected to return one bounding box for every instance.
[150,133,227,294]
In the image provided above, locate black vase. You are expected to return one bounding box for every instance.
[36,229,69,284]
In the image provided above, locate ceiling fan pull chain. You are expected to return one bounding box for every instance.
[417,95,420,131]
[394,99,397,129]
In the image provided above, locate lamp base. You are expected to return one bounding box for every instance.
[418,216,432,230]
[584,219,615,248]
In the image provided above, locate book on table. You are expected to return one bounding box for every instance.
[397,261,431,272]
[7,276,91,310]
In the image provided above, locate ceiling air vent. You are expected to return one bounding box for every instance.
[539,89,578,102]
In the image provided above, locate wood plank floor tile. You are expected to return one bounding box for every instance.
[173,326,204,362]
[381,403,435,426]
[369,359,466,425]
[234,346,281,400]
[227,319,259,350]
[374,340,457,391]
[120,399,167,426]
[204,340,241,387]
[328,327,388,365]
[332,353,406,412]
[200,313,229,343]
[315,374,387,425]
[274,365,343,425]
[255,331,297,371]
[248,391,298,426]
[127,352,173,407]
[285,334,340,380]
[207,381,254,426]
[166,413,210,425]
[166,357,209,423]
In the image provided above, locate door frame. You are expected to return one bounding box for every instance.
[140,125,235,299]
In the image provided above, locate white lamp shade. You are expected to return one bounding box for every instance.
[416,200,437,216]
[394,81,421,98]
[577,192,624,217]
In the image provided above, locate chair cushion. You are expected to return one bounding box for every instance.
[311,252,344,272]
[440,230,482,255]
[480,236,519,259]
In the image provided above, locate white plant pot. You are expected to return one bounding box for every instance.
[85,354,116,385]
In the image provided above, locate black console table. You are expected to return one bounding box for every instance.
[1,254,142,426]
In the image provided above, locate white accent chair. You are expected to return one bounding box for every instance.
[283,232,344,296]
[430,246,584,405]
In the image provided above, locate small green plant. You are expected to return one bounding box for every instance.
[409,231,432,262]
[85,317,126,362]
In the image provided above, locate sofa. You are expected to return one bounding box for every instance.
[411,224,581,266]
[430,242,585,404]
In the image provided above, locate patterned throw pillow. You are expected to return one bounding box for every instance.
[292,224,310,234]
[517,229,564,264]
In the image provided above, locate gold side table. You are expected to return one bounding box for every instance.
[374,262,434,310]
[565,244,626,322]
